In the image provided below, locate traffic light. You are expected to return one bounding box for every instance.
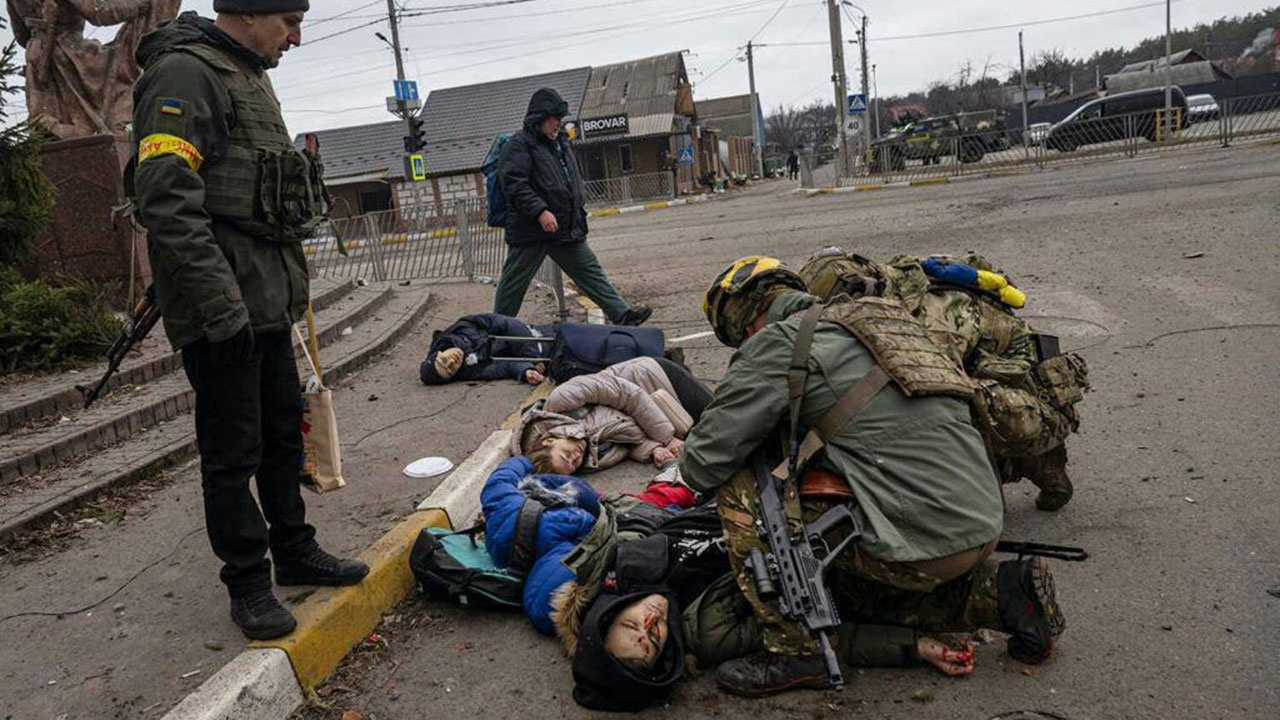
[404,115,426,153]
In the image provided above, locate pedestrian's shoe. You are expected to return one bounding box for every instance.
[615,305,652,327]
[1028,446,1074,512]
[275,546,370,587]
[230,587,297,640]
[715,650,834,698]
[997,556,1066,665]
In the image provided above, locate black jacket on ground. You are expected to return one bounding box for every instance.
[419,313,553,385]
[498,88,589,246]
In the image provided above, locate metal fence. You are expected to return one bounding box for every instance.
[305,197,568,319]
[804,90,1280,189]
[582,171,674,207]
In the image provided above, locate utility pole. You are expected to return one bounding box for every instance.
[746,41,764,177]
[1019,30,1029,160]
[872,63,880,139]
[825,0,849,175]
[858,14,871,164]
[1163,0,1173,140]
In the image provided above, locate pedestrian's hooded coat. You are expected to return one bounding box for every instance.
[497,87,589,246]
[132,12,318,350]
[419,313,553,385]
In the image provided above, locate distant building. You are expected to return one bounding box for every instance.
[298,52,715,217]
[1105,49,1232,93]
[697,93,763,175]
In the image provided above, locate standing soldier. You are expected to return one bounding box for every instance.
[130,3,368,640]
[800,248,1089,511]
[679,257,1066,697]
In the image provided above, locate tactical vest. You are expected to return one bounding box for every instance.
[169,42,329,241]
[820,296,974,399]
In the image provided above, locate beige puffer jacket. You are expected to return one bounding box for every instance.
[511,357,681,471]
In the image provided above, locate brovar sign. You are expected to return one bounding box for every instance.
[580,114,629,137]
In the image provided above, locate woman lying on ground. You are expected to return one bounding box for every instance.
[419,312,553,386]
[512,356,713,474]
[478,456,989,712]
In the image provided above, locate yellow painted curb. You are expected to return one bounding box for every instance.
[817,188,836,195]
[594,208,621,216]
[855,184,884,192]
[249,507,451,690]
[910,177,949,186]
[643,201,669,210]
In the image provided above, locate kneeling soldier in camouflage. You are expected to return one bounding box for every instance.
[800,248,1089,511]
[678,257,1067,697]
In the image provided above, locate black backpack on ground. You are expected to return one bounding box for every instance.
[408,526,524,611]
[548,323,665,383]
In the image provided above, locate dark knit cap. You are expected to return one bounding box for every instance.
[214,0,310,13]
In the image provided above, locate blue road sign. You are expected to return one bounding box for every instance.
[847,93,867,114]
[394,79,420,102]
[676,145,695,164]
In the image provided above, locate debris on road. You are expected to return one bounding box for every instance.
[180,670,201,679]
[203,641,224,652]
[910,688,935,703]
[1182,251,1206,259]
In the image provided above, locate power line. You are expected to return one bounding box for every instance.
[748,0,793,44]
[305,0,544,45]
[870,0,1204,42]
[309,0,384,25]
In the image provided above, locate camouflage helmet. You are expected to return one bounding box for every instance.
[799,247,885,300]
[703,256,807,347]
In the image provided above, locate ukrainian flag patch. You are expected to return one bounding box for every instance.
[159,98,184,116]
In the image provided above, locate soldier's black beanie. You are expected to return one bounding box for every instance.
[214,0,310,14]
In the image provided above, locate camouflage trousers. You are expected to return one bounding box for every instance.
[970,380,1076,462]
[715,468,1003,655]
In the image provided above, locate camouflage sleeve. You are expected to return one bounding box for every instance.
[971,317,1037,384]
[132,52,247,343]
[677,328,791,495]
[836,622,921,667]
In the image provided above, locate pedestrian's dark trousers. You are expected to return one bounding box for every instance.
[654,357,713,422]
[493,239,629,320]
[182,330,316,596]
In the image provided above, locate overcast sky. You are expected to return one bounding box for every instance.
[1,0,1273,134]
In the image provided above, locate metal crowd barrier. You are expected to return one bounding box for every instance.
[582,171,675,207]
[305,197,567,318]
[802,90,1280,189]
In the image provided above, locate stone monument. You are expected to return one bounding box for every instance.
[6,0,181,289]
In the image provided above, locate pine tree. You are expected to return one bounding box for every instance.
[0,16,56,270]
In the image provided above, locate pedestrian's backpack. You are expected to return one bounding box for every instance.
[409,526,524,611]
[548,323,666,383]
[483,133,514,227]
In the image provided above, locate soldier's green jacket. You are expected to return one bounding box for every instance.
[131,13,309,349]
[560,498,922,669]
[678,290,1003,563]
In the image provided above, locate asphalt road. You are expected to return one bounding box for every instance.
[297,142,1280,720]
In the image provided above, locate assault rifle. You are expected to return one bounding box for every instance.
[78,285,161,409]
[995,540,1088,562]
[744,451,862,690]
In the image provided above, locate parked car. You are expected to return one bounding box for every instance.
[1026,122,1052,146]
[1186,93,1220,122]
[869,110,1008,171]
[1045,86,1189,152]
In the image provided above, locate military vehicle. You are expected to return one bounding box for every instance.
[869,110,1009,171]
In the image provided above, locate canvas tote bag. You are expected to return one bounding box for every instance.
[293,324,345,493]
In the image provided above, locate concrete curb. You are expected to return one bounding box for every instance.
[804,169,1030,197]
[588,193,710,219]
[162,649,303,720]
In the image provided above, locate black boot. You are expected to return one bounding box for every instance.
[715,650,833,698]
[1028,445,1074,511]
[615,305,652,327]
[230,587,297,640]
[997,556,1066,665]
[275,546,370,587]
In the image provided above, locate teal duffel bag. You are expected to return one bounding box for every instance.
[409,526,525,611]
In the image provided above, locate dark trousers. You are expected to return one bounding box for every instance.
[654,357,713,423]
[493,239,629,320]
[182,329,316,596]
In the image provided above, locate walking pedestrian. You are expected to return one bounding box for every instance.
[130,2,368,641]
[786,149,800,180]
[493,87,651,326]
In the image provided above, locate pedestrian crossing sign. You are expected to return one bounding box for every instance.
[677,145,695,164]
[409,153,426,181]
[847,93,867,114]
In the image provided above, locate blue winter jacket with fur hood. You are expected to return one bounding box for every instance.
[481,457,601,634]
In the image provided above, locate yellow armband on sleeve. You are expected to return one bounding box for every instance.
[138,133,205,172]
